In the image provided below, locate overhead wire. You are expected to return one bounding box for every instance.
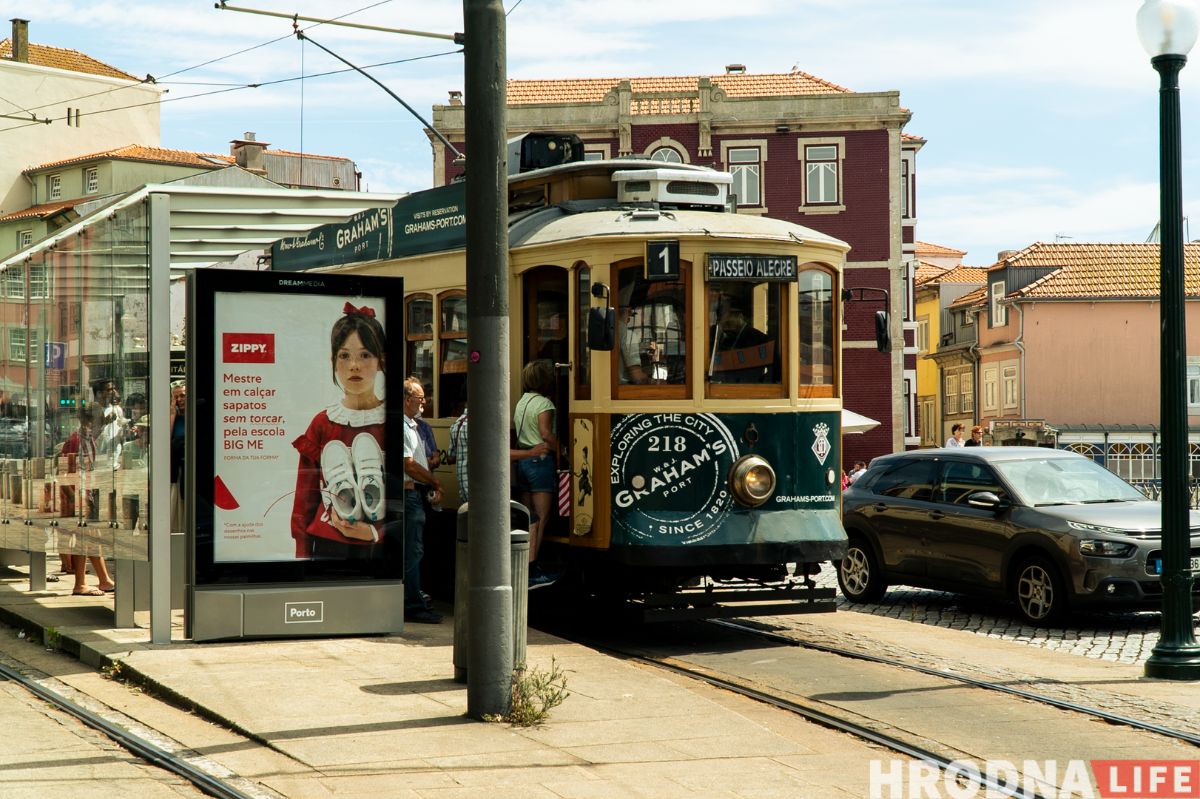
[4,0,399,118]
[0,49,461,135]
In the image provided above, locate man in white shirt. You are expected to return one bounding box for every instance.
[403,378,442,624]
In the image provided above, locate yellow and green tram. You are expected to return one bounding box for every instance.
[293,155,852,619]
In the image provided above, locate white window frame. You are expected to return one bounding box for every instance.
[3,267,24,299]
[917,317,929,352]
[805,144,839,204]
[643,137,690,164]
[48,173,62,200]
[962,308,974,326]
[945,373,959,415]
[8,327,37,362]
[901,159,911,219]
[720,139,767,212]
[982,366,999,412]
[961,370,974,413]
[17,229,32,249]
[991,280,1007,326]
[84,166,99,194]
[29,264,49,300]
[1002,365,1018,409]
[1188,358,1200,410]
[797,136,846,214]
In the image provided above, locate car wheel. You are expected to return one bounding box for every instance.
[837,536,887,603]
[1012,555,1067,626]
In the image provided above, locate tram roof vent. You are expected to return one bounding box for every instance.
[612,168,731,209]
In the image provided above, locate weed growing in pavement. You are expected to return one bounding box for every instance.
[497,657,570,727]
[43,627,61,651]
[101,661,125,681]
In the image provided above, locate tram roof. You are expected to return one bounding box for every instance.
[509,200,850,256]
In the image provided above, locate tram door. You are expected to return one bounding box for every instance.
[522,266,570,538]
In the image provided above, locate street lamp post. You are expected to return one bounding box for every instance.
[1138,0,1200,680]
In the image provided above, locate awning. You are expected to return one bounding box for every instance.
[842,408,881,435]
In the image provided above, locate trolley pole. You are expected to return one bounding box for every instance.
[463,0,514,718]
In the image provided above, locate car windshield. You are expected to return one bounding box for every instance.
[993,456,1148,506]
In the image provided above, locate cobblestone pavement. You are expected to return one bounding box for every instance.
[812,566,1199,665]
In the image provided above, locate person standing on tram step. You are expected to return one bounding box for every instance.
[945,423,965,448]
[290,303,389,560]
[513,360,559,584]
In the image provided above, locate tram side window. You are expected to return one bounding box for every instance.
[405,294,434,410]
[439,290,467,418]
[616,264,686,387]
[575,265,590,399]
[799,269,835,391]
[706,281,783,387]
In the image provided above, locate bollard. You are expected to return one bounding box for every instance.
[452,501,532,683]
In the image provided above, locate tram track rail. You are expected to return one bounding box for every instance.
[0,659,269,799]
[601,645,1048,799]
[709,618,1200,748]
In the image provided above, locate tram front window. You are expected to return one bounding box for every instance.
[706,281,783,387]
[616,266,686,386]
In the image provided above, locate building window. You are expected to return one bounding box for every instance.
[8,327,38,362]
[945,373,959,415]
[917,317,929,352]
[29,264,48,300]
[49,173,62,200]
[901,160,911,219]
[727,147,761,206]
[982,366,998,412]
[805,144,839,204]
[1002,365,1018,408]
[961,370,974,413]
[920,397,936,445]
[650,147,683,163]
[991,280,1007,326]
[583,143,611,161]
[1188,360,1200,409]
[4,266,24,299]
[85,166,99,194]
[583,151,604,161]
[962,309,974,326]
[17,229,32,249]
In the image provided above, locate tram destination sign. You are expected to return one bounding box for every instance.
[707,253,798,282]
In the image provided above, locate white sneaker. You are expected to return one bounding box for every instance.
[352,432,385,522]
[321,440,360,522]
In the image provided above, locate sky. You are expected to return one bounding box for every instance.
[0,0,1194,266]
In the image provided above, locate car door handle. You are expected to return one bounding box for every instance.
[928,510,945,520]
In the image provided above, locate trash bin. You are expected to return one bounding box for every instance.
[453,501,531,683]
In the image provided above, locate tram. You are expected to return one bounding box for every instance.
[295,137,857,619]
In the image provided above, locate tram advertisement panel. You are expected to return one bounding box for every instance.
[609,411,842,547]
[191,270,405,584]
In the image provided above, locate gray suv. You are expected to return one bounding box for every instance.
[839,447,1200,625]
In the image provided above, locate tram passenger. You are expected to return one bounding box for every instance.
[618,305,654,384]
[513,360,559,583]
[709,295,775,383]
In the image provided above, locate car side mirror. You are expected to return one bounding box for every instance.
[966,491,1007,511]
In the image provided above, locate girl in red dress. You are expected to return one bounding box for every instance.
[290,303,388,559]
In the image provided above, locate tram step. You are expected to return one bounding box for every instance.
[638,586,836,608]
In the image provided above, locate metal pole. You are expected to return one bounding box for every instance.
[463,0,514,717]
[148,193,173,645]
[1145,53,1200,680]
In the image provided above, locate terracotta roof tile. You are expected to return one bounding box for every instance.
[1,39,137,81]
[914,240,967,257]
[939,265,988,284]
[998,242,1200,300]
[915,260,950,286]
[949,284,988,309]
[507,70,851,110]
[0,199,78,223]
[30,145,233,172]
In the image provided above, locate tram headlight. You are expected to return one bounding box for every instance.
[729,455,776,507]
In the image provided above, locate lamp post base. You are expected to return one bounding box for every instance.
[1143,642,1200,680]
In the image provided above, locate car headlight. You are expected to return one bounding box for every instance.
[1079,539,1137,558]
[729,455,776,507]
[1067,520,1130,535]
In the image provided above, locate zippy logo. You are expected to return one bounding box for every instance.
[222,333,275,363]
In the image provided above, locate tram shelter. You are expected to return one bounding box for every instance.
[0,181,399,643]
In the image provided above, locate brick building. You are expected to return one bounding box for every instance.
[428,66,922,460]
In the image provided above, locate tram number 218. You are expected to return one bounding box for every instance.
[647,435,688,452]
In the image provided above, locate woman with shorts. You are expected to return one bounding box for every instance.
[513,360,558,581]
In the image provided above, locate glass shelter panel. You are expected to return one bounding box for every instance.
[0,200,150,564]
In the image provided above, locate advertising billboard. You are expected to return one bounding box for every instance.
[190,270,405,587]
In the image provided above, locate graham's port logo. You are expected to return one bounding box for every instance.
[610,413,739,544]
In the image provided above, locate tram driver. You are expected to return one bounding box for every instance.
[619,305,657,385]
